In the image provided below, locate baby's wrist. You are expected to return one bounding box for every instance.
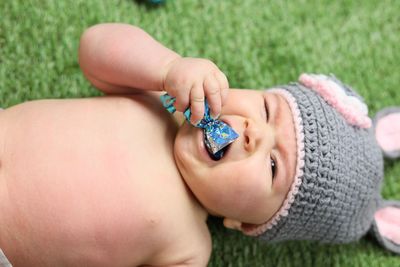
[160,55,182,91]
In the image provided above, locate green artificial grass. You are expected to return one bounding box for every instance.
[1,0,399,266]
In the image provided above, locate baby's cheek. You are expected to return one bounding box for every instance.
[228,171,268,211]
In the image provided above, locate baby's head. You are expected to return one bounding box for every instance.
[174,74,389,247]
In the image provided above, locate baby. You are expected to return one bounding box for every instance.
[0,23,399,266]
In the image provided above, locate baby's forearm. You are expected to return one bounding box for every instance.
[79,23,180,94]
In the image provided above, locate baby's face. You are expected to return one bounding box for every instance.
[174,89,297,229]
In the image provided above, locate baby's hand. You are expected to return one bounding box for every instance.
[163,57,229,125]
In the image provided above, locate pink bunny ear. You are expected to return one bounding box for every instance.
[370,201,400,255]
[299,73,372,129]
[373,107,400,159]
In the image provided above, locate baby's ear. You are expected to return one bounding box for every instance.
[373,107,400,159]
[370,200,400,254]
[223,218,243,231]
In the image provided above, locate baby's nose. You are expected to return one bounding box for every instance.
[244,119,272,153]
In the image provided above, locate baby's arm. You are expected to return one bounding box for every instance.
[79,23,229,123]
[79,23,179,94]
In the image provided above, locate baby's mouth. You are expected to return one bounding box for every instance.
[206,142,232,161]
[161,93,238,160]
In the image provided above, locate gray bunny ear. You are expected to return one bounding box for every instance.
[298,73,372,128]
[373,107,400,159]
[370,200,400,254]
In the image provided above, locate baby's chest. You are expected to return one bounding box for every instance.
[0,98,202,265]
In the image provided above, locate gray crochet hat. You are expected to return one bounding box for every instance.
[242,74,400,254]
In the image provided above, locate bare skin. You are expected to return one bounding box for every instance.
[0,95,211,267]
[0,23,296,266]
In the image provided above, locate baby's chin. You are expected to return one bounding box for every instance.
[173,121,198,176]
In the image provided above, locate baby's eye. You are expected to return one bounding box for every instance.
[264,98,270,122]
[270,157,276,180]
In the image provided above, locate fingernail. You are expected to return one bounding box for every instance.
[191,119,201,126]
[211,113,220,120]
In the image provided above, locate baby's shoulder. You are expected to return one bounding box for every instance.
[150,211,212,266]
[143,179,211,265]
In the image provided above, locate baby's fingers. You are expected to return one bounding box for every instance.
[164,81,190,112]
[204,75,222,119]
[190,85,205,125]
[171,88,190,112]
[215,71,229,105]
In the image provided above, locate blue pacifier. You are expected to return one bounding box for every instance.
[160,93,239,160]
